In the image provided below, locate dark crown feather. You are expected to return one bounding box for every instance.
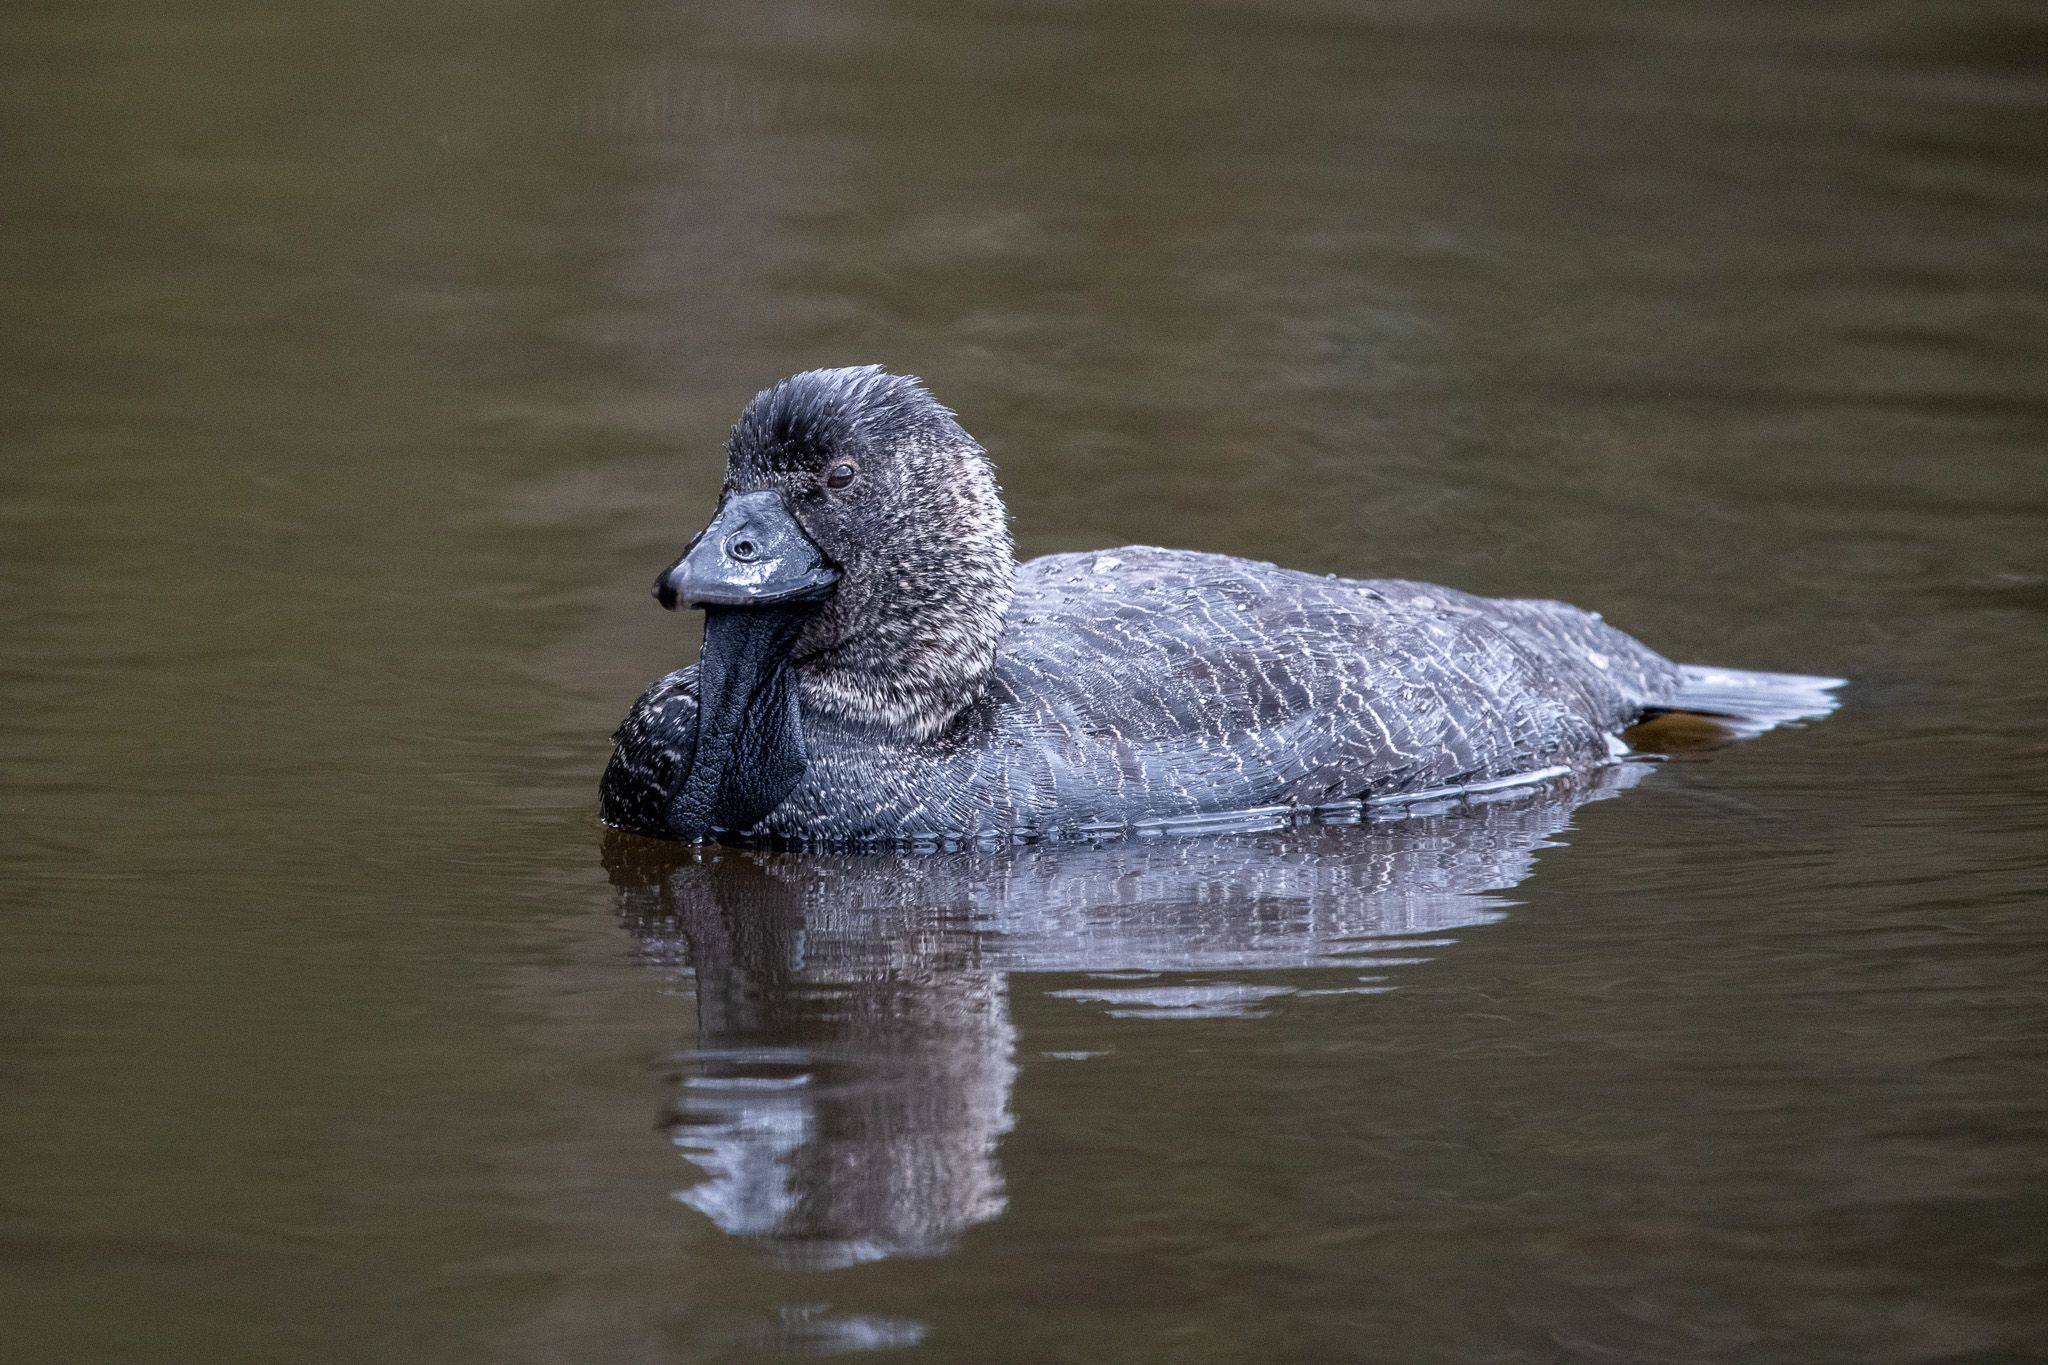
[729,365,956,474]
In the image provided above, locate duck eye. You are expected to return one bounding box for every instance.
[825,462,857,491]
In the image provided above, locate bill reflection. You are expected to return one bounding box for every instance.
[602,766,1646,1268]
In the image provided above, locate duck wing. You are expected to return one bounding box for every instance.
[990,548,1680,817]
[600,666,700,837]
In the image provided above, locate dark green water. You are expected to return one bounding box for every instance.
[4,2,2045,1361]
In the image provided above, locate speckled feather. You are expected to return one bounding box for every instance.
[598,367,1816,845]
[604,546,1681,843]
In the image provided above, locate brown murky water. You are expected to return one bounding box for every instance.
[4,2,2045,1361]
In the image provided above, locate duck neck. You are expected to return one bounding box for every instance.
[794,561,1014,741]
[793,484,1015,742]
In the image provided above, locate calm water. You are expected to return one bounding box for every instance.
[4,1,2046,1361]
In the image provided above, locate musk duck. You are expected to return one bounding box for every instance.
[601,366,1838,845]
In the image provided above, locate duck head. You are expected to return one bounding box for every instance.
[652,366,1015,837]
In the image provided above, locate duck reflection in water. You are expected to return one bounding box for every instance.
[602,766,1650,1269]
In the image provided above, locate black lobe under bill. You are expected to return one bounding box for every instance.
[666,604,814,840]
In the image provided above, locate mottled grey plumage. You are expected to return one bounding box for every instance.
[601,367,1836,845]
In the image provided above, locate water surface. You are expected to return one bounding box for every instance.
[4,1,2045,1361]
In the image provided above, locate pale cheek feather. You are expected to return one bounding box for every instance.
[794,450,1015,741]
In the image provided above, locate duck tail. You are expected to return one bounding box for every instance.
[1652,665,1846,737]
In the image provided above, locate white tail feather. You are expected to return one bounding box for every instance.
[1657,665,1846,738]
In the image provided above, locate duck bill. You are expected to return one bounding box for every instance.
[654,490,839,611]
[653,490,834,839]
